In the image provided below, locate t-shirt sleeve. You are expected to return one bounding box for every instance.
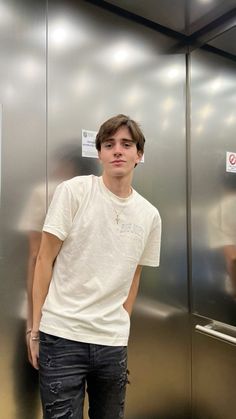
[43,182,79,241]
[139,211,162,267]
[18,185,46,233]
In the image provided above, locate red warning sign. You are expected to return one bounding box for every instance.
[229,154,236,165]
[226,152,236,173]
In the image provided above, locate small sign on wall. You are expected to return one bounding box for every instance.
[226,151,236,173]
[82,129,98,159]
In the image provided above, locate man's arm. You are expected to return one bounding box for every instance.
[26,231,42,363]
[123,265,143,316]
[30,232,63,369]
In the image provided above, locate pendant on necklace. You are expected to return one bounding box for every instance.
[115,214,120,224]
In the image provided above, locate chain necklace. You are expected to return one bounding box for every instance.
[107,188,132,224]
[111,204,126,224]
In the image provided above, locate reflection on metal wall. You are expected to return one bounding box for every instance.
[192,316,236,419]
[191,48,236,419]
[0,0,190,418]
[0,1,46,418]
[191,49,236,325]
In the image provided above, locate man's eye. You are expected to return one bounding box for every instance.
[124,143,132,148]
[104,143,112,148]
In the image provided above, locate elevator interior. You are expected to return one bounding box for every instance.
[0,1,236,418]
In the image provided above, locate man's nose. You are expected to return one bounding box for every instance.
[113,144,122,155]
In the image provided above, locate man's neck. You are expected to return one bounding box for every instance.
[102,173,133,198]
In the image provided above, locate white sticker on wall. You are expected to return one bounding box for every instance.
[226,151,236,173]
[82,129,98,158]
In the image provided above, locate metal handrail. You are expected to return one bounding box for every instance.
[195,324,236,344]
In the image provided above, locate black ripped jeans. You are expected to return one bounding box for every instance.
[39,332,128,419]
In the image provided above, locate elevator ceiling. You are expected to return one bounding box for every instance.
[103,0,236,57]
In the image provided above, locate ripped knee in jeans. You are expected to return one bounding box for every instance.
[45,397,73,418]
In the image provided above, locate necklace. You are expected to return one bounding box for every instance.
[112,205,125,224]
[101,177,132,224]
[107,188,132,224]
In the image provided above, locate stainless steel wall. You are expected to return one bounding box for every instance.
[191,49,236,325]
[191,49,236,419]
[0,1,190,418]
[0,1,46,418]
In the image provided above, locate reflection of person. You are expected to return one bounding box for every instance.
[22,146,99,361]
[15,145,98,418]
[22,183,56,361]
[30,114,161,419]
[16,185,56,419]
[209,192,236,298]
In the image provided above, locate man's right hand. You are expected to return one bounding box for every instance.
[26,332,33,365]
[29,334,40,370]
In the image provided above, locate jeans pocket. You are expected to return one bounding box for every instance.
[39,331,61,345]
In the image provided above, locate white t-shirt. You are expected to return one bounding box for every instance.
[40,175,161,346]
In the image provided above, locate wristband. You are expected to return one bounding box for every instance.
[31,335,40,341]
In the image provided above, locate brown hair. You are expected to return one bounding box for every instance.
[95,114,145,154]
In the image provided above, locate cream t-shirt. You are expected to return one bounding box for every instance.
[40,175,161,346]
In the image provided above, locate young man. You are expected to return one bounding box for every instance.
[30,114,161,419]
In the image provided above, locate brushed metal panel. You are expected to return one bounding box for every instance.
[105,0,236,35]
[95,0,187,34]
[48,1,190,418]
[191,49,236,325]
[192,315,236,419]
[208,26,236,56]
[188,0,236,35]
[0,1,46,418]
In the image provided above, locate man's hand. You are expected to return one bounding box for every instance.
[123,265,142,316]
[29,333,40,370]
[26,331,33,365]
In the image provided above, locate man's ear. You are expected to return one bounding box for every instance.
[137,150,143,163]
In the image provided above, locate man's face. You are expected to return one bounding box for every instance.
[98,126,142,179]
